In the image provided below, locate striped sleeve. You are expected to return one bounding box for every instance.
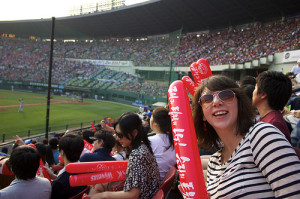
[249,122,300,198]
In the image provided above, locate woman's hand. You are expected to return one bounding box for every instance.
[43,166,57,180]
[13,135,25,146]
[101,120,114,133]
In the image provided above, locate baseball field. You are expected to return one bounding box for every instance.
[0,89,137,140]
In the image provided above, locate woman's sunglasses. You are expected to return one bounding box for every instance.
[199,90,235,108]
[115,131,124,139]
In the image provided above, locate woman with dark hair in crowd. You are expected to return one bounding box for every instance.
[192,75,300,198]
[149,107,176,179]
[87,112,161,199]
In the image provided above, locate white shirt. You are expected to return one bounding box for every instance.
[292,64,300,74]
[0,177,51,199]
[149,133,176,179]
[207,122,300,198]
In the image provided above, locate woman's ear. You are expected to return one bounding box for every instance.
[132,129,138,138]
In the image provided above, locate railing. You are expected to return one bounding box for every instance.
[0,120,97,143]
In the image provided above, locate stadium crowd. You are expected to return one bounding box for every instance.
[0,17,299,98]
[1,72,300,198]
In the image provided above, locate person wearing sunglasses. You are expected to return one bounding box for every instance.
[86,112,161,199]
[192,75,300,198]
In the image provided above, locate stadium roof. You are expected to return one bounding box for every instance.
[1,0,299,40]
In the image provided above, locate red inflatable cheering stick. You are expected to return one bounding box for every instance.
[169,81,208,199]
[182,58,212,96]
[168,58,212,198]
[66,161,128,187]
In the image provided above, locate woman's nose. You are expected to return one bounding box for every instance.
[212,95,222,106]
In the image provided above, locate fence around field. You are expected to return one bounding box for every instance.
[0,121,95,155]
[1,120,97,143]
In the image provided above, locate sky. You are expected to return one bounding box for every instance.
[0,0,149,21]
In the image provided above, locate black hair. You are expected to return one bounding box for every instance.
[1,147,8,154]
[59,133,84,162]
[256,70,292,110]
[115,112,153,154]
[10,145,40,180]
[241,84,255,101]
[49,137,59,150]
[35,142,47,164]
[94,131,116,152]
[239,75,256,87]
[82,130,94,144]
[151,107,174,150]
[45,145,56,166]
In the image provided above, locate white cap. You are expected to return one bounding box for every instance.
[298,60,300,63]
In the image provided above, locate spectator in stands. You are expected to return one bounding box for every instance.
[112,140,127,161]
[292,60,300,74]
[252,70,292,143]
[50,133,87,199]
[142,117,151,135]
[34,142,52,182]
[49,138,59,165]
[238,75,256,87]
[148,107,176,180]
[43,138,48,145]
[87,112,161,199]
[45,145,56,167]
[192,75,300,198]
[0,147,8,156]
[0,145,51,199]
[241,84,255,101]
[80,131,116,162]
[291,120,300,148]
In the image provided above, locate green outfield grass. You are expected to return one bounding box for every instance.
[0,89,137,139]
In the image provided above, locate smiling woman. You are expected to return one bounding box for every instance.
[192,75,300,198]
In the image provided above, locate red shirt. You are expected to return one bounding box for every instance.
[258,110,291,144]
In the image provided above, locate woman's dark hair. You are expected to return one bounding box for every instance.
[152,107,174,150]
[35,142,47,164]
[192,75,256,150]
[115,112,153,154]
[10,145,40,180]
[45,145,56,166]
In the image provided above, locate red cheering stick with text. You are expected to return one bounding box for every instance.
[182,58,212,96]
[168,81,208,199]
[66,161,128,173]
[70,169,127,186]
[66,161,128,187]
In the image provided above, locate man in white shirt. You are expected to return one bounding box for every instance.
[0,145,51,199]
[291,60,300,74]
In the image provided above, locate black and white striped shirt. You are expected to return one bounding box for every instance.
[207,122,300,199]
